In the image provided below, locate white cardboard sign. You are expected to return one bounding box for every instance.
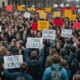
[24,12,30,18]
[26,37,43,48]
[42,30,56,40]
[4,55,23,69]
[61,29,72,38]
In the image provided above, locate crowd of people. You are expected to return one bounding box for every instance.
[0,6,80,80]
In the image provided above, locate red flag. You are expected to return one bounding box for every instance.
[53,18,64,27]
[32,22,38,30]
[6,5,13,12]
[73,22,80,29]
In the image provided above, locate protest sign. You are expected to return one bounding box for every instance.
[4,55,23,69]
[69,14,77,21]
[17,5,23,11]
[32,22,38,31]
[38,21,49,30]
[31,8,35,11]
[61,29,72,38]
[39,12,46,19]
[53,11,61,17]
[6,5,13,12]
[73,22,80,29]
[64,9,72,17]
[26,37,43,48]
[42,30,56,40]
[45,8,51,12]
[54,4,58,7]
[53,18,64,27]
[27,8,31,11]
[23,12,30,18]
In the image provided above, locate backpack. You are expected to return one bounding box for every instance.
[16,77,26,80]
[51,66,62,80]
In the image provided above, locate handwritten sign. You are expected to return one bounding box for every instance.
[17,5,23,11]
[26,37,43,48]
[61,29,72,38]
[64,9,72,17]
[42,30,56,40]
[53,11,61,17]
[38,21,49,30]
[45,8,51,12]
[6,5,13,12]
[39,12,46,19]
[4,55,23,69]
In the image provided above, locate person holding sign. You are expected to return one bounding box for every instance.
[3,62,33,80]
[24,48,44,80]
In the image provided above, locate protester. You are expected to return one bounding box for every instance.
[0,5,80,80]
[3,62,33,80]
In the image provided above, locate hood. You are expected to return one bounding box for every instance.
[52,64,60,69]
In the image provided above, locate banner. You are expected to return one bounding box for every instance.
[45,8,51,12]
[23,12,30,18]
[61,29,72,38]
[73,22,80,29]
[38,21,49,30]
[53,11,61,17]
[53,18,64,27]
[64,9,72,17]
[26,37,43,48]
[42,30,56,40]
[6,5,13,12]
[32,22,38,30]
[4,55,23,69]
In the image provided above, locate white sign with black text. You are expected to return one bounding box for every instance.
[26,37,43,48]
[61,29,72,38]
[42,30,56,40]
[4,55,23,69]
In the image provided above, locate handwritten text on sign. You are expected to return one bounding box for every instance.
[38,21,49,30]
[42,30,56,40]
[61,29,72,38]
[4,55,23,69]
[26,37,43,48]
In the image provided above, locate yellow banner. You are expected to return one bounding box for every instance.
[64,9,72,17]
[38,21,49,30]
[53,11,61,17]
[45,8,51,12]
[69,14,77,21]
